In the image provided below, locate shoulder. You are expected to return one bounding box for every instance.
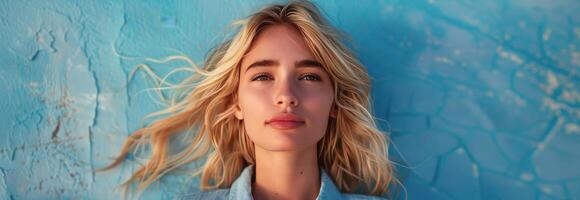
[176,189,229,200]
[341,193,389,200]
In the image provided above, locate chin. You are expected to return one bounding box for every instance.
[255,135,315,152]
[254,133,320,151]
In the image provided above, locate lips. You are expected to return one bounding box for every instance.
[266,113,305,130]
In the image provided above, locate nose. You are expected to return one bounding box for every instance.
[274,78,299,108]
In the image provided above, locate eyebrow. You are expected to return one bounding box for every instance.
[245,59,323,73]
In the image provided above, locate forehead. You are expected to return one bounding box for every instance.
[241,24,316,69]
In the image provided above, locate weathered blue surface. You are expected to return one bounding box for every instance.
[0,0,578,199]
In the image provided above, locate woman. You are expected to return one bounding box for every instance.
[103,1,397,199]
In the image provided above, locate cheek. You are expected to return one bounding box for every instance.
[303,87,334,112]
[238,87,270,124]
[301,88,334,130]
[240,87,270,110]
[238,88,270,145]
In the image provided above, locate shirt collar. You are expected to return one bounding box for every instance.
[228,165,342,200]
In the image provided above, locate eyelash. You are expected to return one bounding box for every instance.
[251,73,321,81]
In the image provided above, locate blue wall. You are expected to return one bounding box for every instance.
[1,0,578,199]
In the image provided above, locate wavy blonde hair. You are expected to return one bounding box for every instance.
[103,0,397,198]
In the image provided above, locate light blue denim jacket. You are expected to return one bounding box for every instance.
[178,165,387,200]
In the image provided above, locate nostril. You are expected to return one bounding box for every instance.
[276,99,298,106]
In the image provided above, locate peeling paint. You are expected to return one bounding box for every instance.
[50,117,61,140]
[1,0,579,200]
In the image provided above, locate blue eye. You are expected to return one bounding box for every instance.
[300,73,321,81]
[252,74,272,81]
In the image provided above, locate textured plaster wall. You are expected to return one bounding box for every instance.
[0,0,578,199]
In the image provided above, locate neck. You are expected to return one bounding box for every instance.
[251,145,321,200]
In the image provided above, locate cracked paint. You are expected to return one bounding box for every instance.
[0,0,578,200]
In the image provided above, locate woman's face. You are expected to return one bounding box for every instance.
[235,24,336,152]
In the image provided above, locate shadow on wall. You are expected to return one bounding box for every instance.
[1,0,579,199]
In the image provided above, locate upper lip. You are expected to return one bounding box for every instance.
[266,113,305,124]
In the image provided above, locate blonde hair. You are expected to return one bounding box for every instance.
[102,0,397,198]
